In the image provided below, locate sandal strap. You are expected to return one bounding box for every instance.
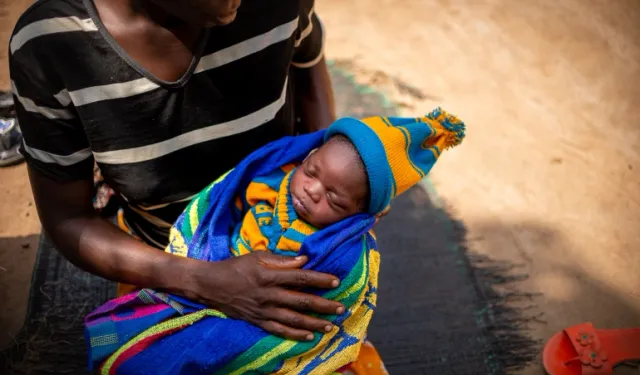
[563,323,613,374]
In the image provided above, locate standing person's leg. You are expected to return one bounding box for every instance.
[0,90,24,167]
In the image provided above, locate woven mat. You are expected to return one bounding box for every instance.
[1,65,538,374]
[1,235,115,374]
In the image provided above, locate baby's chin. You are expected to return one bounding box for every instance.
[291,199,323,228]
[292,202,318,227]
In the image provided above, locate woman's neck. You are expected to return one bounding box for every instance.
[92,0,204,82]
[95,0,193,31]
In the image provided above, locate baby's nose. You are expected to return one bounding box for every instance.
[305,181,323,202]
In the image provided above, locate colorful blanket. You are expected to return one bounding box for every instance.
[229,163,317,257]
[84,131,380,375]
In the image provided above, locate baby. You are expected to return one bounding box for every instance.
[229,134,370,257]
[229,107,465,259]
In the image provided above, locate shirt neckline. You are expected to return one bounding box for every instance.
[83,0,210,88]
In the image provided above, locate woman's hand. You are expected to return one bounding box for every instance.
[185,252,344,341]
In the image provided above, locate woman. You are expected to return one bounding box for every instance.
[11,0,342,343]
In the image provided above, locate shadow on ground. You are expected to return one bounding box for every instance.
[469,220,640,330]
[369,187,541,374]
[0,235,39,349]
[0,232,115,375]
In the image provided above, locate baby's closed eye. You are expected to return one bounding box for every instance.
[327,194,345,210]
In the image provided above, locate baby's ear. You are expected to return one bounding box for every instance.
[303,148,318,162]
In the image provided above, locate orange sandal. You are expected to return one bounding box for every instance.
[543,322,640,374]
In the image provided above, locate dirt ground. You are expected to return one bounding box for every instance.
[1,0,639,373]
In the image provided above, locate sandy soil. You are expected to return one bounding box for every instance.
[1,0,639,373]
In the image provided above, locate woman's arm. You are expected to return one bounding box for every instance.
[28,168,185,288]
[294,56,336,133]
[292,5,336,133]
[29,167,344,341]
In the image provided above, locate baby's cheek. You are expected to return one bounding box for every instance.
[290,170,302,189]
[324,205,346,223]
[314,203,334,224]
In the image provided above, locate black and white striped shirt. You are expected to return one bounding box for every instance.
[10,0,324,248]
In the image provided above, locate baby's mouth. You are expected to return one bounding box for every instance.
[291,194,308,216]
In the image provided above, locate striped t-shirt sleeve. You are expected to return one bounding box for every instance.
[292,1,325,68]
[10,37,94,182]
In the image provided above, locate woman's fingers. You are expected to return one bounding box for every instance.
[263,307,334,335]
[269,268,340,289]
[270,288,344,315]
[375,205,391,225]
[258,320,314,341]
[253,252,340,290]
[255,252,308,269]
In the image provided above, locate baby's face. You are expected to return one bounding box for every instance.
[290,139,369,228]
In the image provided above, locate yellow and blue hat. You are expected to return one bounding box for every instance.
[324,107,466,214]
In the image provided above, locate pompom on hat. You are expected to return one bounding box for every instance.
[324,107,466,214]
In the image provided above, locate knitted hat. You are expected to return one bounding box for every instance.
[324,107,466,214]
